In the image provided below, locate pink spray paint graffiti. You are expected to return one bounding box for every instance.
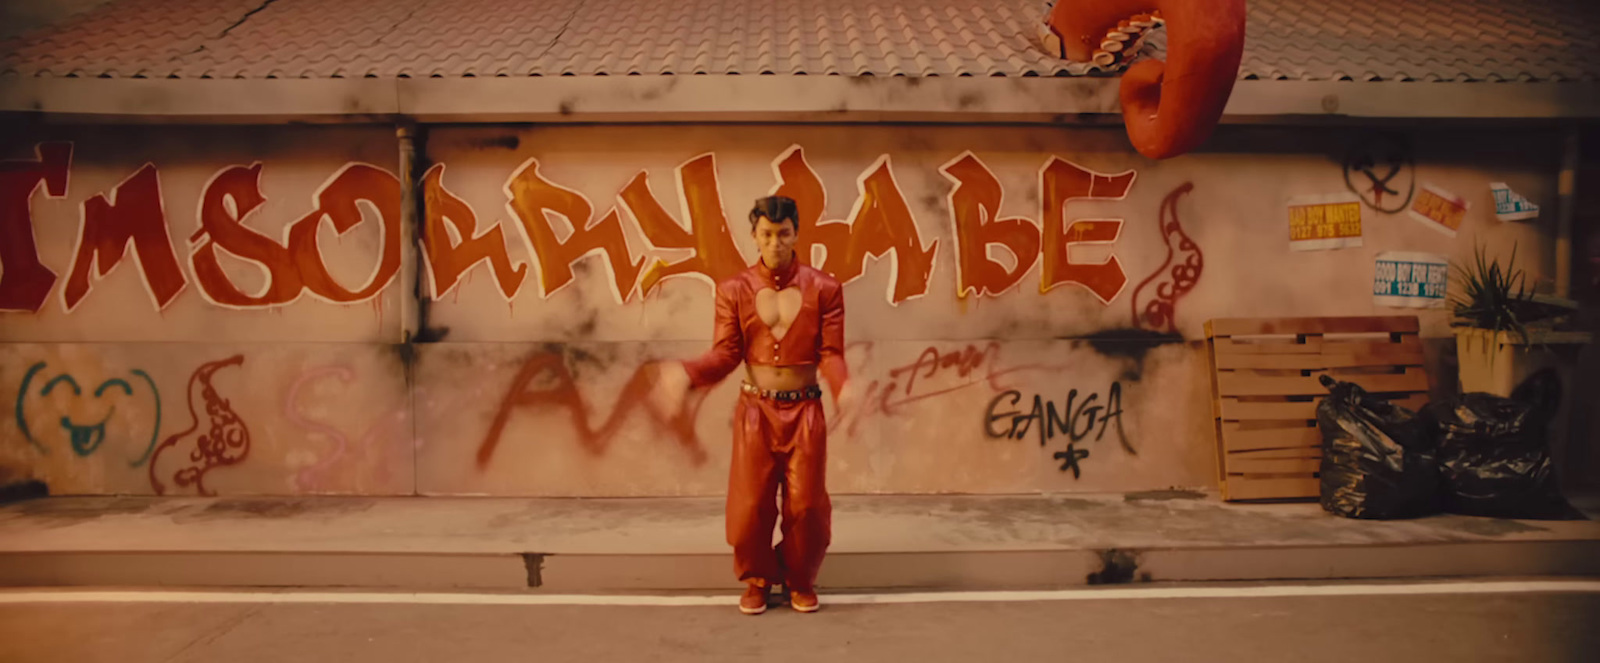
[285,366,352,490]
[284,365,410,492]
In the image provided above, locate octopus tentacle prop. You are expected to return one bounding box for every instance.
[1044,1,1248,159]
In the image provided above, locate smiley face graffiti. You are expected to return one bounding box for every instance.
[14,361,163,467]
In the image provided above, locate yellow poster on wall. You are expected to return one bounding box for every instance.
[1408,183,1470,237]
[1287,192,1364,251]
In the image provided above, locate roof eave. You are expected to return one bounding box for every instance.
[3,76,1598,125]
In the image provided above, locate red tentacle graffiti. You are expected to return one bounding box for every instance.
[475,352,710,469]
[148,355,249,496]
[1130,183,1202,334]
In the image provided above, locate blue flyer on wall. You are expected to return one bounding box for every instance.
[1373,251,1448,308]
[1490,182,1539,222]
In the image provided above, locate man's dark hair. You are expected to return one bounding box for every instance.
[749,195,799,230]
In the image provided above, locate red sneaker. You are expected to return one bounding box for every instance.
[739,583,770,615]
[789,588,820,613]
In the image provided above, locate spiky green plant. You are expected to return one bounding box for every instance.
[1449,243,1533,364]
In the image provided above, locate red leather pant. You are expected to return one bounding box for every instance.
[727,390,831,590]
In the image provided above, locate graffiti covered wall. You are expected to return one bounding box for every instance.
[0,123,1561,495]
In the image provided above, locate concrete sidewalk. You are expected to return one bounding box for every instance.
[1,492,1597,591]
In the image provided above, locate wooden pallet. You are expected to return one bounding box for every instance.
[1205,316,1431,502]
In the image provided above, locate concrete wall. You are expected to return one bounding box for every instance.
[0,122,1567,496]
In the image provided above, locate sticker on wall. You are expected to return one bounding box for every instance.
[1287,192,1363,251]
[1373,251,1448,308]
[1490,182,1539,222]
[1407,183,1470,237]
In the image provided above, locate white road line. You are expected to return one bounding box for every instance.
[0,580,1597,607]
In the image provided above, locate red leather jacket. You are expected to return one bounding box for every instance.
[681,257,848,401]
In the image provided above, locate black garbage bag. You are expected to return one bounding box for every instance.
[1316,375,1441,519]
[1421,369,1574,519]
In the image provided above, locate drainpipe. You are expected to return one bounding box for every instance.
[1556,127,1579,299]
[397,122,424,343]
[396,121,427,498]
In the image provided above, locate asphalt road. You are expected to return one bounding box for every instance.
[2,581,1597,663]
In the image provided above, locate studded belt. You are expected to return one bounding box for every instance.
[741,382,823,401]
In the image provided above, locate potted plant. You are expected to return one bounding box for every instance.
[1449,243,1589,396]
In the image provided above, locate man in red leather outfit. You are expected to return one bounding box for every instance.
[652,195,852,615]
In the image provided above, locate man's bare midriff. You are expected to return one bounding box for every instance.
[746,363,818,391]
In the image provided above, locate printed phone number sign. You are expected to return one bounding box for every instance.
[1288,193,1363,251]
[1374,251,1448,308]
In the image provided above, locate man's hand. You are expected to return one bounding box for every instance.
[647,361,692,421]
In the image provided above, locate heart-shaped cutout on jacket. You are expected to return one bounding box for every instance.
[754,288,803,341]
